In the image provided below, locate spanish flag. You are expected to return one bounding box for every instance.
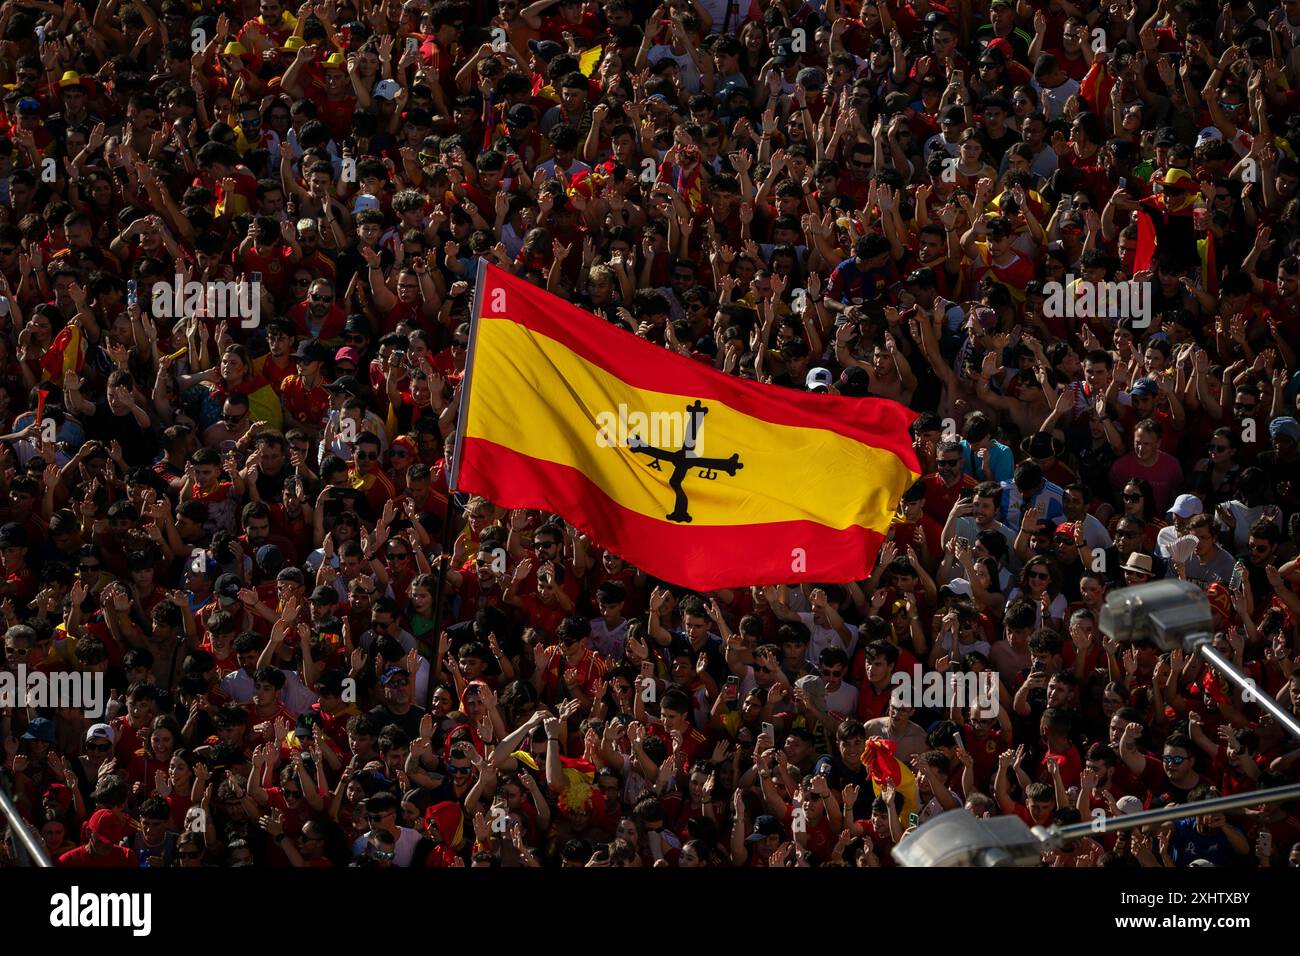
[453,262,920,590]
[39,323,84,381]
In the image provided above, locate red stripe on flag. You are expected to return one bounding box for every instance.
[458,437,887,589]
[480,267,920,469]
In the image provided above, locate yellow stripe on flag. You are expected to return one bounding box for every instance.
[464,317,912,531]
[578,45,602,76]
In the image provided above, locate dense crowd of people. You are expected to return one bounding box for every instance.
[0,0,1299,869]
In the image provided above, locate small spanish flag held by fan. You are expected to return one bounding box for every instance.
[452,261,920,590]
[565,160,615,202]
[39,323,84,382]
[862,737,920,821]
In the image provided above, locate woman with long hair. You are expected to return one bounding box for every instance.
[1006,556,1066,626]
[178,341,283,432]
[1189,426,1242,511]
[1109,478,1165,553]
[158,747,199,832]
[125,715,183,799]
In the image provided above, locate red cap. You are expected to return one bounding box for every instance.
[88,808,127,845]
[985,38,1014,60]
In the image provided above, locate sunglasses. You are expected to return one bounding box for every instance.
[447,764,473,775]
[1114,529,1139,538]
[938,458,961,467]
[452,339,468,347]
[387,551,411,560]
[310,294,334,303]
[1028,571,1050,580]
[390,449,410,458]
[1209,443,1229,452]
[356,451,379,460]
[1162,754,1186,766]
[86,741,112,752]
[1122,493,1142,503]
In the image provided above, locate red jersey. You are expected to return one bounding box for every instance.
[279,375,331,429]
[239,242,295,302]
[59,845,134,867]
[539,643,606,700]
[922,472,978,525]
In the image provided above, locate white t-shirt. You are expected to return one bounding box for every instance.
[1031,76,1081,120]
[220,667,315,715]
[823,680,859,718]
[796,611,859,663]
[647,46,701,92]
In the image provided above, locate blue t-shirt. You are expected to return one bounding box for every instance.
[828,257,897,304]
[1169,818,1243,867]
[959,439,1013,484]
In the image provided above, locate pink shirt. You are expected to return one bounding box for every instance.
[1109,452,1184,512]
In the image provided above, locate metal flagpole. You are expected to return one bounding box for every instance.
[425,258,487,709]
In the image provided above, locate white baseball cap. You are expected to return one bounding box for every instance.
[1115,795,1144,815]
[86,723,116,745]
[373,79,401,100]
[806,367,833,392]
[1196,126,1224,146]
[1168,494,1203,519]
[942,578,973,597]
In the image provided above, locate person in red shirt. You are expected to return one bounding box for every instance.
[921,441,978,525]
[532,615,605,704]
[890,482,942,560]
[1036,707,1083,790]
[0,521,37,603]
[288,279,347,342]
[58,809,134,867]
[280,48,358,141]
[257,321,299,395]
[237,216,301,305]
[279,340,332,440]
[505,557,576,640]
[346,432,398,521]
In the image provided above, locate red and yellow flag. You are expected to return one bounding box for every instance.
[453,263,920,590]
[39,323,83,382]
